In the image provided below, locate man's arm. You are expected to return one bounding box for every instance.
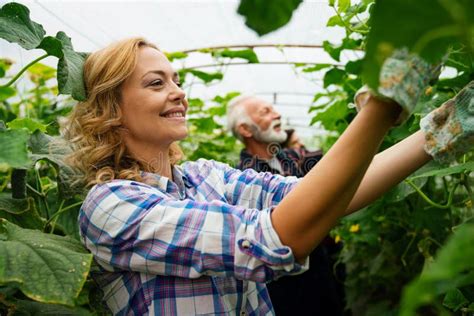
[345,130,432,214]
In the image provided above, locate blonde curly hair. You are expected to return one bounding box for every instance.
[64,37,183,188]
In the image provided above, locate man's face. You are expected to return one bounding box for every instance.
[243,98,287,143]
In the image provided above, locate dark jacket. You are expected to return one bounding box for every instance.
[238,147,345,316]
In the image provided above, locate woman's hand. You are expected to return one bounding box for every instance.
[420,80,474,164]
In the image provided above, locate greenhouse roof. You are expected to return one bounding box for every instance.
[0,0,363,138]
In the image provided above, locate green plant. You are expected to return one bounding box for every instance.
[238,0,474,314]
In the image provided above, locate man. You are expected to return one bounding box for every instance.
[227,95,345,315]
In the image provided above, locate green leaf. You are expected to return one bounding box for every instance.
[385,177,427,203]
[323,38,361,62]
[310,99,350,133]
[164,51,188,62]
[37,35,64,58]
[188,69,223,83]
[400,224,474,316]
[0,219,92,306]
[0,129,30,169]
[55,32,87,101]
[0,86,16,101]
[27,62,56,81]
[214,48,259,63]
[0,2,45,50]
[326,15,344,27]
[28,130,83,197]
[0,193,31,215]
[302,63,332,73]
[409,161,474,180]
[10,299,93,315]
[345,59,363,74]
[188,117,219,134]
[323,41,341,62]
[7,118,47,133]
[237,0,303,36]
[362,0,474,89]
[443,288,468,311]
[323,68,347,88]
[338,0,351,13]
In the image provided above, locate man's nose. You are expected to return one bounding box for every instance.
[272,110,281,120]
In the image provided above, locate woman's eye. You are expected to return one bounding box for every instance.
[174,81,182,88]
[149,79,163,87]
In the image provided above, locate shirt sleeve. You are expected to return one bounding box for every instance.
[79,179,308,283]
[184,159,300,209]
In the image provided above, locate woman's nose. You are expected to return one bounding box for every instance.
[170,82,186,102]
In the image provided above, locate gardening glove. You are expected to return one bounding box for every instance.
[420,80,474,164]
[354,49,441,124]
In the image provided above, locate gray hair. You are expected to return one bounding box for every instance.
[226,95,256,142]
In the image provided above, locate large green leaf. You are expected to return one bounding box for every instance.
[0,129,31,169]
[400,224,474,315]
[0,2,45,50]
[385,177,428,203]
[0,219,92,306]
[28,130,83,197]
[0,192,31,215]
[37,35,64,58]
[442,288,469,312]
[9,298,93,315]
[237,0,303,36]
[363,0,474,89]
[55,32,87,101]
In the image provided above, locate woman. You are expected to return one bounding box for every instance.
[65,37,442,315]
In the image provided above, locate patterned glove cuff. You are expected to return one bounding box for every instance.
[420,81,474,164]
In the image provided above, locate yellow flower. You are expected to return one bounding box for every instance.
[335,235,341,244]
[349,224,360,233]
[466,199,472,208]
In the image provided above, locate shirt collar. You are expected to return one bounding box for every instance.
[140,165,190,197]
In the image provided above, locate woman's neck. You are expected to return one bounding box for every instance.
[125,139,173,179]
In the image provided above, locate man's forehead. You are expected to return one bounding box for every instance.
[243,98,273,111]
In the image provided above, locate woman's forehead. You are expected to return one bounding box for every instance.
[135,47,174,76]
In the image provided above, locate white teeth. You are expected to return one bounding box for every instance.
[164,112,183,118]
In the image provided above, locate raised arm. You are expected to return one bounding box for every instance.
[345,130,432,214]
[271,97,402,261]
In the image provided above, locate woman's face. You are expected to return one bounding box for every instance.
[120,46,188,151]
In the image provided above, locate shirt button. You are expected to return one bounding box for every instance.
[242,240,251,249]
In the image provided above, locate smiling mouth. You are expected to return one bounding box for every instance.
[162,112,184,118]
[160,107,186,119]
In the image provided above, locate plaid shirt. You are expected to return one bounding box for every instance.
[238,148,323,178]
[79,159,307,315]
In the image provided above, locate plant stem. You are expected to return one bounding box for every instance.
[0,169,12,192]
[401,231,417,267]
[44,200,83,230]
[0,54,49,88]
[405,179,458,209]
[26,183,44,197]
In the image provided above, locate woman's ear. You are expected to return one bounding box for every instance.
[237,123,253,139]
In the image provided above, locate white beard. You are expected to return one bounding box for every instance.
[253,120,287,144]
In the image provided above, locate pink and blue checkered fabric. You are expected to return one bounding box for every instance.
[79,159,308,315]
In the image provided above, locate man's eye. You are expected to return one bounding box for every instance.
[174,81,182,88]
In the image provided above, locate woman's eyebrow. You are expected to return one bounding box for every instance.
[142,70,178,79]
